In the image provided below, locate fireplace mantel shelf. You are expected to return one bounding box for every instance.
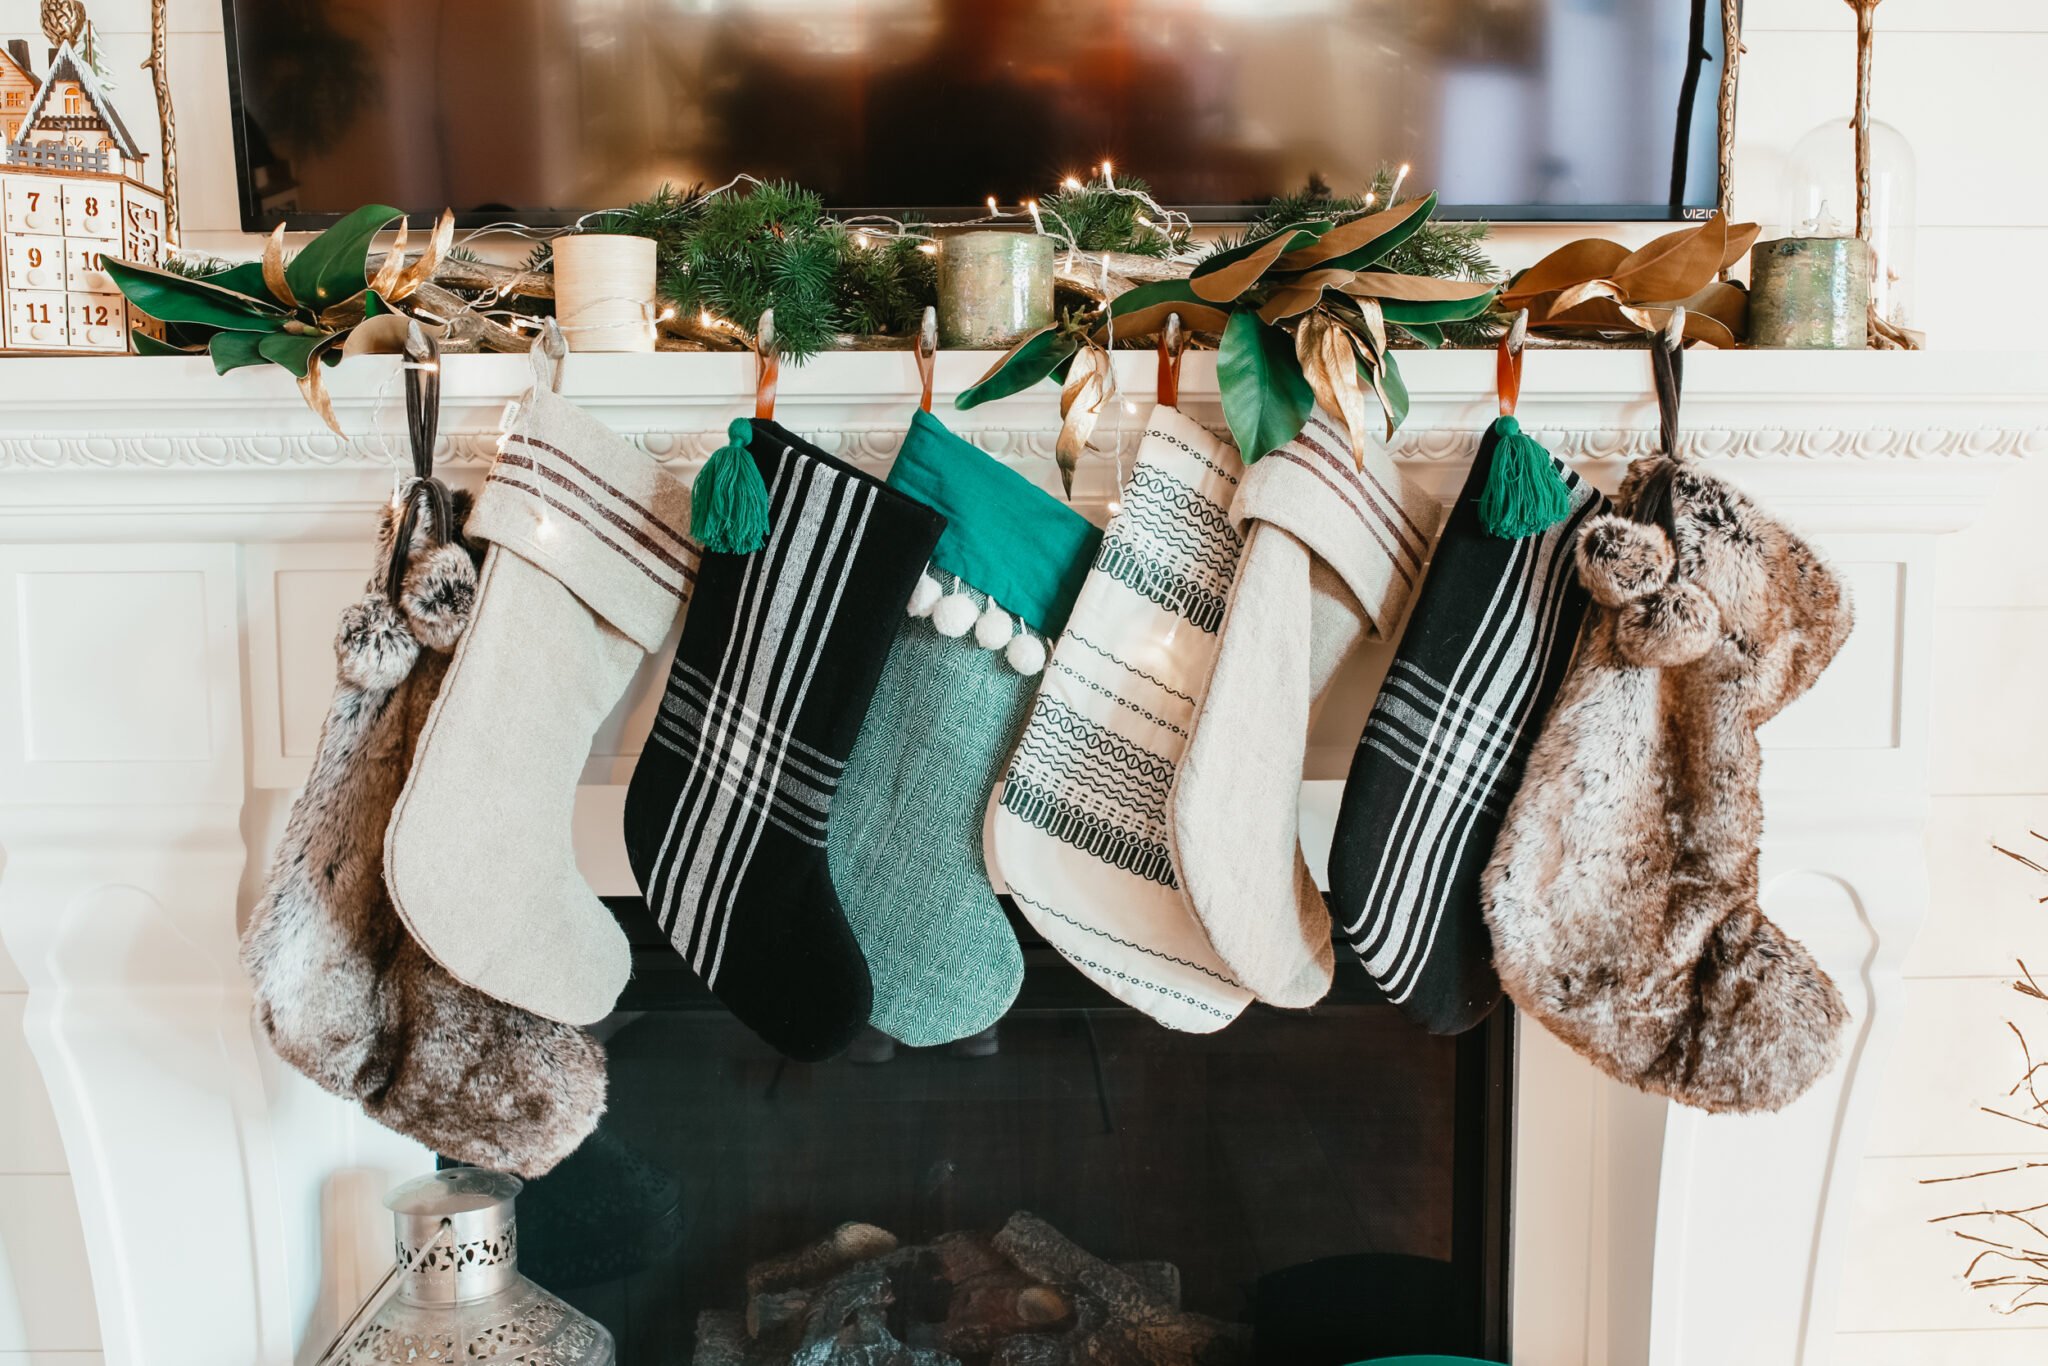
[0,345,2042,1366]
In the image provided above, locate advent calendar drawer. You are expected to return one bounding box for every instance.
[3,175,65,235]
[67,292,127,350]
[6,290,69,348]
[121,193,165,263]
[4,234,66,292]
[62,181,120,239]
[65,237,116,292]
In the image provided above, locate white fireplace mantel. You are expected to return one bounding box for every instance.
[0,348,2042,1366]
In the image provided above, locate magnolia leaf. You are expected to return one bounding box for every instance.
[1397,321,1445,348]
[1542,295,1741,349]
[1189,221,1330,303]
[131,328,204,357]
[258,329,337,378]
[106,258,289,331]
[1607,213,1758,302]
[1548,278,1625,314]
[392,209,456,301]
[955,325,1078,409]
[261,223,297,309]
[1055,346,1111,498]
[1255,269,1354,323]
[1343,271,1499,302]
[1352,296,1388,358]
[1295,313,1372,469]
[1096,278,1231,342]
[285,203,402,313]
[1274,193,1438,275]
[298,346,346,436]
[1498,238,1633,310]
[203,260,273,299]
[207,329,269,374]
[1218,310,1315,464]
[366,216,410,300]
[1363,347,1410,441]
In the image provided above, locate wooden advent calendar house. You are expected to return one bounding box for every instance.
[0,37,164,353]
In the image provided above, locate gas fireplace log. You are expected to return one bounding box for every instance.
[993,1214,1250,1366]
[696,1310,754,1366]
[1114,1262,1181,1311]
[749,1222,901,1297]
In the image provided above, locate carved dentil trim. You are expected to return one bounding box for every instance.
[0,424,2040,471]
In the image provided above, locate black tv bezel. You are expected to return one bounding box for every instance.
[220,0,1730,235]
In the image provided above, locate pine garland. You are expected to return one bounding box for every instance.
[1038,173,1188,258]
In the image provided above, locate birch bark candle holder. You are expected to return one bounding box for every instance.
[552,233,659,353]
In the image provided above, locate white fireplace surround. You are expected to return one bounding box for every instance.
[0,348,2041,1366]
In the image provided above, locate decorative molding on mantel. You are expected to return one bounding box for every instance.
[0,350,2041,473]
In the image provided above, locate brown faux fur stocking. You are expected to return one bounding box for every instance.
[1483,458,1854,1114]
[241,494,606,1175]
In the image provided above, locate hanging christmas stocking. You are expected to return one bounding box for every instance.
[1168,412,1439,1007]
[386,340,699,1026]
[1328,418,1607,1035]
[828,409,1100,1046]
[623,418,945,1062]
[987,405,1253,1032]
[243,490,607,1177]
[1484,452,1855,1113]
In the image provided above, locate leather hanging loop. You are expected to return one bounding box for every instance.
[403,321,441,482]
[1497,309,1528,417]
[754,308,780,422]
[915,306,938,414]
[1654,307,1687,461]
[1157,312,1186,409]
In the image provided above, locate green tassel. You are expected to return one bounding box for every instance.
[690,417,770,555]
[1478,415,1572,540]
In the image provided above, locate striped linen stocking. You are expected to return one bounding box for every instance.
[623,419,944,1062]
[1327,421,1606,1034]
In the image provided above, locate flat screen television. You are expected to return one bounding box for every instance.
[222,0,1734,230]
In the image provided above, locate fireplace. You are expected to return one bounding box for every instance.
[503,901,1512,1364]
[0,348,2024,1366]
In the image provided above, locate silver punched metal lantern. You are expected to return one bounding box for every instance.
[334,1168,615,1366]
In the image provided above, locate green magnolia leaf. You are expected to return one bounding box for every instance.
[285,203,402,313]
[1277,192,1439,275]
[258,329,337,378]
[208,329,270,374]
[1397,321,1445,348]
[1189,221,1330,304]
[1363,348,1411,439]
[1378,289,1500,326]
[956,326,1080,409]
[1095,277,1232,342]
[105,258,288,331]
[204,260,276,301]
[1218,311,1314,464]
[130,329,205,357]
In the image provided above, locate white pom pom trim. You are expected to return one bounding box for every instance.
[973,600,1015,650]
[931,592,978,638]
[906,571,942,619]
[1005,631,1047,676]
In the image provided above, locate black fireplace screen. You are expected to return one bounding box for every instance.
[502,899,1512,1365]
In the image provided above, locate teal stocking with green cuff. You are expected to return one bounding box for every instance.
[828,410,1101,1046]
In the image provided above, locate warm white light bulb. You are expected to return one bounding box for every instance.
[1063,176,1083,191]
[987,196,998,214]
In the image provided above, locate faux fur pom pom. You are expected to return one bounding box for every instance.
[336,594,419,691]
[1576,515,1675,607]
[402,542,479,652]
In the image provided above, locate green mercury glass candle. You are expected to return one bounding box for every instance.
[1748,236,1872,349]
[938,231,1055,349]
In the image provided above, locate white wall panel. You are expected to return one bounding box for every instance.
[0,1178,98,1353]
[1930,608,2048,796]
